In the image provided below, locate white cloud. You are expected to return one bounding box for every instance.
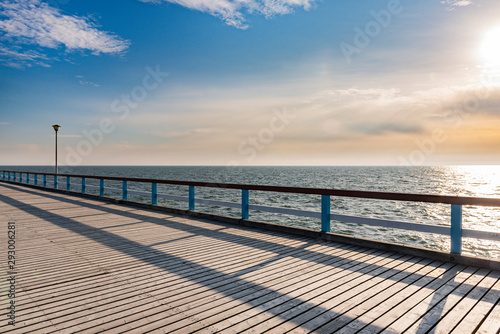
[78,79,100,87]
[302,83,500,141]
[441,0,475,10]
[0,0,130,68]
[139,0,316,29]
[76,74,100,86]
[0,45,51,68]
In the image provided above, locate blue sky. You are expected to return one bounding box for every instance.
[1,0,500,166]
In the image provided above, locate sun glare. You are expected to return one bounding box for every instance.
[480,26,500,66]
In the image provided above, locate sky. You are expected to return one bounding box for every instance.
[1,0,500,166]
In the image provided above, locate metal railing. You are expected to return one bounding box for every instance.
[2,170,500,255]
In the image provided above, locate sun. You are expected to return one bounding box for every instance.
[479,26,500,66]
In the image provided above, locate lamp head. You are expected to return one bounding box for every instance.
[52,124,61,132]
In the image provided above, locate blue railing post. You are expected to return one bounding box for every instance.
[43,175,47,187]
[100,179,104,196]
[7,172,10,181]
[54,175,58,189]
[451,204,463,254]
[34,174,38,186]
[122,181,128,200]
[321,195,331,233]
[26,173,29,184]
[189,185,195,211]
[13,173,16,182]
[19,173,22,183]
[242,189,249,219]
[66,177,71,191]
[152,183,158,205]
[81,178,86,193]
[2,171,4,180]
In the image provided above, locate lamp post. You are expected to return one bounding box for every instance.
[52,124,61,174]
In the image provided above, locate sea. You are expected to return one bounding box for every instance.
[2,165,500,259]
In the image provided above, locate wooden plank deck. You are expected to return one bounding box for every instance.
[0,181,499,334]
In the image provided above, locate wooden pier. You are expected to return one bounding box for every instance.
[1,181,499,333]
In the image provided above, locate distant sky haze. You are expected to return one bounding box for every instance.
[1,0,500,166]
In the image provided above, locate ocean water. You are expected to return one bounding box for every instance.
[2,165,500,259]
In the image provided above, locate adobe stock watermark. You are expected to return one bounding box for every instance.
[65,65,168,165]
[398,80,495,166]
[227,107,296,166]
[340,0,403,64]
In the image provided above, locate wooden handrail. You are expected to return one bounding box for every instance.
[2,170,500,207]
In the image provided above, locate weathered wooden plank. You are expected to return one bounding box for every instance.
[15,231,312,318]
[13,240,344,332]
[78,245,362,333]
[143,250,386,333]
[398,268,490,333]
[84,243,360,332]
[260,256,423,334]
[430,270,498,333]
[304,258,437,334]
[20,240,316,326]
[451,272,500,333]
[379,265,476,333]
[352,261,457,333]
[220,252,404,334]
[474,295,500,334]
